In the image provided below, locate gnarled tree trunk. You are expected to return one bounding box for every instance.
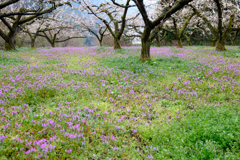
[4,27,20,50]
[177,38,183,48]
[211,40,216,47]
[4,38,15,50]
[216,39,226,51]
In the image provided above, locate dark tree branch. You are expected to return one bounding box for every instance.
[0,17,13,32]
[18,2,71,25]
[56,36,87,43]
[0,0,19,9]
[110,0,136,8]
[231,28,240,31]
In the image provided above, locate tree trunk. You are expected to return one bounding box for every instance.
[51,43,55,47]
[187,40,192,46]
[114,37,121,49]
[177,38,183,48]
[31,38,36,49]
[157,40,161,47]
[99,40,103,47]
[3,27,20,51]
[231,31,239,46]
[156,36,161,47]
[140,39,151,61]
[140,26,152,61]
[216,39,226,51]
[4,38,15,51]
[211,40,216,47]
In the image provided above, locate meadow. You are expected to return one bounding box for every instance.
[0,46,240,159]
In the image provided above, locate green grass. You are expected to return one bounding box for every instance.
[0,46,239,159]
[222,50,240,58]
[101,56,205,78]
[150,106,240,159]
[0,48,32,66]
[0,56,27,66]
[42,60,61,64]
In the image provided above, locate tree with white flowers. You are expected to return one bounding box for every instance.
[70,11,109,47]
[111,0,194,61]
[32,9,88,48]
[77,0,138,49]
[0,0,71,50]
[79,20,109,47]
[162,6,196,48]
[190,0,240,51]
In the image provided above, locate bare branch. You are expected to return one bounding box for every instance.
[0,0,19,9]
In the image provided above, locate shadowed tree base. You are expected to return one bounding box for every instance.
[4,41,15,51]
[31,39,36,49]
[140,57,152,61]
[177,39,183,48]
[114,44,121,49]
[156,41,161,47]
[114,38,121,49]
[216,41,226,51]
[211,40,216,47]
[140,40,152,62]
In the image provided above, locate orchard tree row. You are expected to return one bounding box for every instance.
[0,0,240,61]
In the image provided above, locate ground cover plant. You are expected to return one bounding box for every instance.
[0,46,240,159]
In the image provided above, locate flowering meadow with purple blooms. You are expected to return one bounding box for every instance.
[0,46,240,159]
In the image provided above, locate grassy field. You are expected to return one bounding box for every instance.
[0,46,240,159]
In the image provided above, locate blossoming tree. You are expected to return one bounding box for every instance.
[111,0,194,61]
[0,0,71,50]
[70,11,110,47]
[162,7,196,48]
[190,0,240,51]
[78,0,138,49]
[33,10,88,48]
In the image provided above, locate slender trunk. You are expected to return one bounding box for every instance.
[231,31,239,46]
[31,38,36,49]
[156,36,161,47]
[187,40,192,46]
[177,38,183,48]
[4,37,15,50]
[114,37,121,49]
[140,26,152,61]
[99,40,103,46]
[216,39,226,51]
